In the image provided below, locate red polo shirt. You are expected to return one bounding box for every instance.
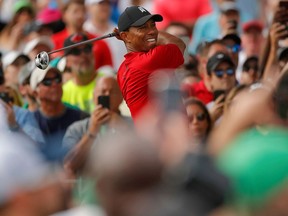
[51,28,113,70]
[188,80,213,105]
[117,44,184,120]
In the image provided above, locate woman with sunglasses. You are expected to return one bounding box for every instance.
[185,98,213,150]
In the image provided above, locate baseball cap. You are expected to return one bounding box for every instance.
[206,52,235,74]
[36,7,62,25]
[23,36,54,55]
[0,132,51,204]
[222,33,242,46]
[18,61,36,85]
[219,2,239,14]
[13,0,33,14]
[216,127,288,207]
[30,66,61,90]
[85,0,109,5]
[118,6,163,32]
[63,33,91,55]
[242,20,263,33]
[2,51,30,69]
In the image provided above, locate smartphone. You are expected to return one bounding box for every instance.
[213,90,226,102]
[98,95,110,109]
[0,92,12,104]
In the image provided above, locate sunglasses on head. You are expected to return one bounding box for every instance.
[67,46,92,56]
[188,113,206,122]
[41,75,62,86]
[227,44,241,53]
[213,68,235,78]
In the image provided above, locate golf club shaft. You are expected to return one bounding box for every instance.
[48,32,116,55]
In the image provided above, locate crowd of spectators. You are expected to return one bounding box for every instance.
[0,0,288,215]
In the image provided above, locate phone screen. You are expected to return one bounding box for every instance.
[213,90,226,102]
[98,95,110,109]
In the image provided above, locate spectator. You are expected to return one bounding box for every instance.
[22,36,54,60]
[63,75,130,176]
[153,0,212,30]
[222,33,241,67]
[0,0,35,52]
[30,66,89,162]
[51,0,113,70]
[187,39,229,105]
[206,52,237,122]
[2,51,30,88]
[277,47,288,71]
[188,0,241,54]
[239,56,260,85]
[115,6,185,120]
[184,98,213,149]
[237,20,264,80]
[84,0,126,70]
[18,61,38,111]
[0,132,70,216]
[61,33,98,113]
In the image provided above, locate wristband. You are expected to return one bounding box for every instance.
[86,131,96,139]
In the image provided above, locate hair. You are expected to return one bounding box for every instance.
[184,98,213,137]
[165,21,192,37]
[196,39,225,57]
[224,84,247,113]
[62,0,84,13]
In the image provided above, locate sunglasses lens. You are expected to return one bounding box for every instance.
[214,70,224,78]
[196,113,206,121]
[226,69,235,76]
[42,79,52,86]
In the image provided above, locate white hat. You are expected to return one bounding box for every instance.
[23,36,54,55]
[85,0,106,5]
[0,132,51,204]
[2,51,30,69]
[30,66,60,90]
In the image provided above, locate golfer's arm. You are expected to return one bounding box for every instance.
[157,31,186,54]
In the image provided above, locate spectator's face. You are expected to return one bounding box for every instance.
[222,39,239,67]
[186,103,209,139]
[88,1,111,23]
[209,61,236,91]
[63,3,86,30]
[122,19,159,52]
[36,70,63,102]
[240,59,259,85]
[93,77,123,112]
[66,45,95,76]
[241,29,264,55]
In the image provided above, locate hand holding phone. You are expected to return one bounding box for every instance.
[98,95,110,109]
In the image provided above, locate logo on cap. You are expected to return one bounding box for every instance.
[138,6,146,13]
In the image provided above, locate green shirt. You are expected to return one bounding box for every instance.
[62,79,96,113]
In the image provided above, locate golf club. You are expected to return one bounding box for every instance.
[35,32,116,70]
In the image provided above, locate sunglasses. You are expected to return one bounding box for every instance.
[227,44,241,53]
[41,75,62,86]
[213,68,235,78]
[67,46,92,56]
[188,113,206,122]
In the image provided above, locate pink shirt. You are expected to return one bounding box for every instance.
[153,0,212,29]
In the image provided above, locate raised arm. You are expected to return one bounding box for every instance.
[157,31,186,54]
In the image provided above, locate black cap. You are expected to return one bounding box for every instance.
[63,33,91,55]
[206,52,235,74]
[118,6,163,32]
[222,33,241,46]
